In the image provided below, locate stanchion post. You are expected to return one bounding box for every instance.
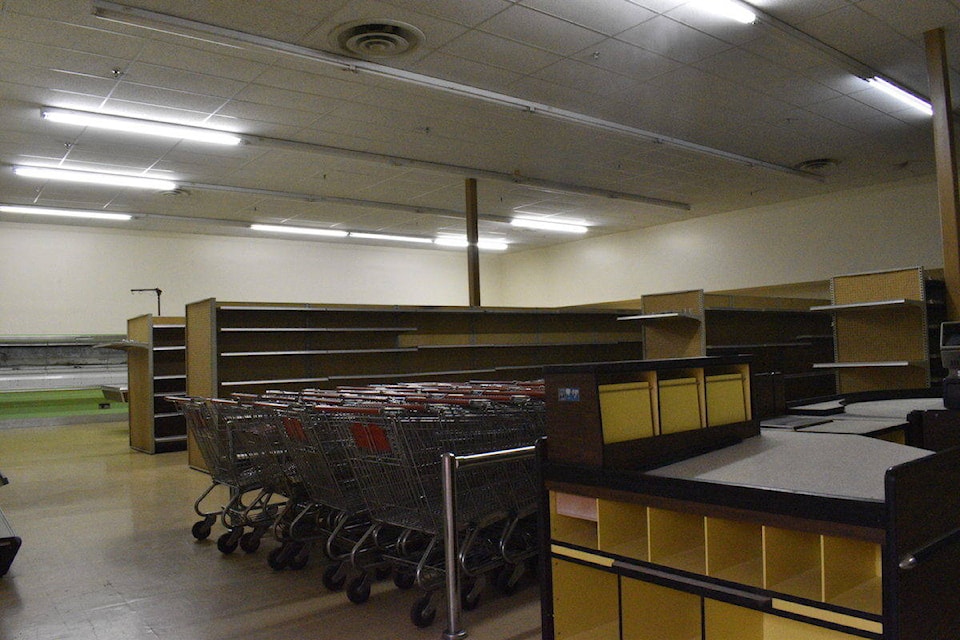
[441,452,467,640]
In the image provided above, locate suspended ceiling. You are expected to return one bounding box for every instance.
[0,0,958,251]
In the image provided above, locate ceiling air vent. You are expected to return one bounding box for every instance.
[794,158,838,173]
[331,20,424,58]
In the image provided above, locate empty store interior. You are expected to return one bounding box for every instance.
[3,1,960,639]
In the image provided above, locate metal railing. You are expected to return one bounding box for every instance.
[440,445,538,640]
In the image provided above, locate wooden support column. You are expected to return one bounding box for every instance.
[925,27,960,320]
[465,177,481,307]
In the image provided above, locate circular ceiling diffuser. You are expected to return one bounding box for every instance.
[794,158,839,172]
[331,20,424,58]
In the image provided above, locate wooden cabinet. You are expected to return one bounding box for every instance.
[541,356,960,640]
[543,356,756,473]
[619,290,834,416]
[125,315,187,453]
[185,299,648,468]
[811,267,945,394]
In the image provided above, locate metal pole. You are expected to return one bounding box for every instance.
[441,452,466,640]
[465,178,480,307]
[440,445,537,640]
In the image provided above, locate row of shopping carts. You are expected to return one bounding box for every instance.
[170,380,544,627]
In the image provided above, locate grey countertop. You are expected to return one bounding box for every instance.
[647,430,931,502]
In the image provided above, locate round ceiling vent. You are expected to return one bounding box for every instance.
[330,20,424,58]
[794,158,839,173]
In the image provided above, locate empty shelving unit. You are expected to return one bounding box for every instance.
[811,267,945,394]
[540,355,960,640]
[184,299,649,469]
[118,315,187,454]
[618,289,834,417]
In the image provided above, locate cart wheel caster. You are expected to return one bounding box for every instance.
[410,593,437,628]
[496,564,521,595]
[322,563,347,591]
[240,531,261,554]
[461,584,481,611]
[217,531,239,554]
[267,546,287,570]
[191,520,212,540]
[288,550,309,570]
[347,576,371,604]
[393,571,415,590]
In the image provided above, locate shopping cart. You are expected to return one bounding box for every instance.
[170,396,288,555]
[328,394,543,627]
[274,401,413,602]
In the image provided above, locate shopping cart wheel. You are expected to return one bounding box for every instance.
[239,531,261,554]
[495,563,523,595]
[410,593,437,628]
[267,546,288,570]
[191,519,212,541]
[346,575,371,604]
[393,571,415,590]
[288,548,309,570]
[322,563,347,591]
[461,580,481,611]
[217,531,240,554]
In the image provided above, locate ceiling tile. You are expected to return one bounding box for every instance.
[857,0,960,37]
[409,51,525,94]
[435,29,562,75]
[664,2,766,46]
[476,5,608,56]
[382,0,511,28]
[520,0,656,36]
[573,37,683,81]
[617,15,733,63]
[122,62,250,101]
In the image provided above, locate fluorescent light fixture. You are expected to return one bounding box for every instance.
[0,204,132,221]
[349,232,433,244]
[41,108,243,145]
[434,236,509,251]
[250,223,348,238]
[866,77,933,116]
[694,0,757,24]
[13,166,178,191]
[510,217,588,234]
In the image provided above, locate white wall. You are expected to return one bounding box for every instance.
[0,223,498,335]
[2,175,946,335]
[495,176,944,307]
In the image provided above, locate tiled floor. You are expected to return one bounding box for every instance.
[0,421,541,639]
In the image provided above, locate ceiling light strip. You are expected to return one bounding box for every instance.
[250,224,347,237]
[349,232,433,244]
[91,0,818,183]
[13,165,177,191]
[510,218,588,234]
[866,77,933,115]
[0,204,132,221]
[740,1,931,109]
[41,108,243,145]
[0,201,510,250]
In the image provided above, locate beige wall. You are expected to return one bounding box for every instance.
[0,224,495,334]
[1,175,945,335]
[496,176,943,307]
